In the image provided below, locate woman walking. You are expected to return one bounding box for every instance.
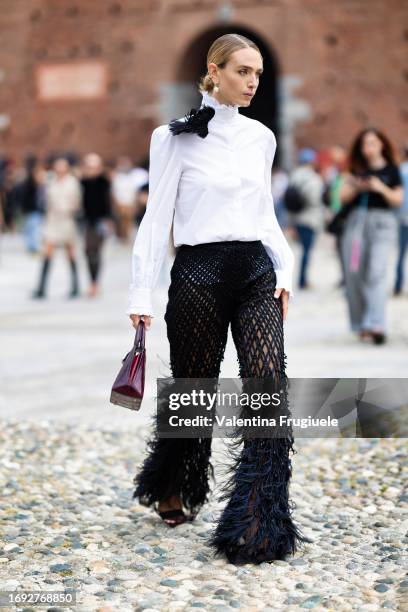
[80,153,113,298]
[126,34,308,564]
[32,157,82,299]
[339,128,403,344]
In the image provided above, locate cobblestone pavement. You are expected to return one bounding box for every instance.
[1,230,407,611]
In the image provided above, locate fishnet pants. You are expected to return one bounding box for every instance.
[133,240,308,564]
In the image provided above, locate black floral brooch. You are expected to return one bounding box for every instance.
[168,105,215,139]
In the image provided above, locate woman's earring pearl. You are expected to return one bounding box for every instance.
[214,84,219,93]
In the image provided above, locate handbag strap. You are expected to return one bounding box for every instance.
[353,192,369,230]
[358,192,369,209]
[134,319,146,350]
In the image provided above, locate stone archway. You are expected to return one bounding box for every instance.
[163,27,282,166]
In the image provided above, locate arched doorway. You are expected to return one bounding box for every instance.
[171,27,281,165]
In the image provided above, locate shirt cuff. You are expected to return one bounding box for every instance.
[274,269,295,301]
[125,286,155,317]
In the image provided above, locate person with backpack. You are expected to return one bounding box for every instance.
[284,148,325,289]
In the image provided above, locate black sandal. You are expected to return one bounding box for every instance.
[158,508,188,527]
[371,331,386,345]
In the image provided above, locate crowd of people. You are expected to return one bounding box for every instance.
[0,127,407,345]
[0,152,149,299]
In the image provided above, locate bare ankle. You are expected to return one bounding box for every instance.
[158,495,182,512]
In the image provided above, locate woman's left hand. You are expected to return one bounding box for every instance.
[274,288,289,322]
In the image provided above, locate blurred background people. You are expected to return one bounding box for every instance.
[0,157,11,233]
[134,180,149,228]
[339,128,403,344]
[271,165,289,229]
[132,178,174,288]
[31,157,82,299]
[80,153,114,298]
[323,145,348,287]
[393,145,408,296]
[111,156,147,242]
[18,155,46,254]
[284,148,325,289]
[0,157,21,232]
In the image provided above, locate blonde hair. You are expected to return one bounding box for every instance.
[198,33,262,94]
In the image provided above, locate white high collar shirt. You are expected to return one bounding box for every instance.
[126,90,295,317]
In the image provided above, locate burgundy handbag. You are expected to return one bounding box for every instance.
[110,319,146,411]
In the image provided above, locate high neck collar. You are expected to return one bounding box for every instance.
[200,91,239,122]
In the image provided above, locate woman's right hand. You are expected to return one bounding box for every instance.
[340,174,362,205]
[129,314,152,330]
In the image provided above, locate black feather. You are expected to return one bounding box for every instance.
[168,105,215,138]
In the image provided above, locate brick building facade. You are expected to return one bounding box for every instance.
[0,0,407,168]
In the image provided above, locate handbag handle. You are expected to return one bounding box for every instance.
[134,318,146,352]
[121,319,145,364]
